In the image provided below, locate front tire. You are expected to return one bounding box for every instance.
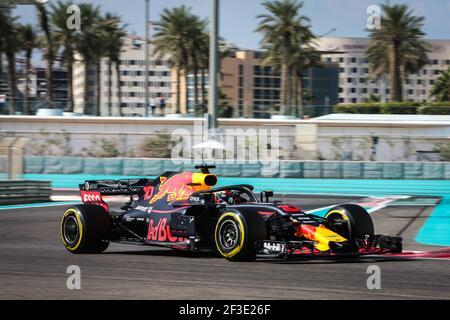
[61,204,111,253]
[215,210,267,261]
[325,204,374,242]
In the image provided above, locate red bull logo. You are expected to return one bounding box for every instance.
[298,224,317,241]
[146,218,187,242]
[149,173,196,204]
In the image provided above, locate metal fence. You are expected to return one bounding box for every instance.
[0,130,448,162]
[21,157,450,180]
[0,180,51,205]
[1,101,336,119]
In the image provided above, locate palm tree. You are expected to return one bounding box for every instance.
[51,0,77,112]
[153,6,195,114]
[198,33,209,115]
[431,67,450,102]
[366,4,430,102]
[36,3,56,109]
[292,44,320,117]
[19,24,38,115]
[74,3,102,115]
[186,16,208,116]
[256,0,314,116]
[0,10,20,115]
[102,13,126,116]
[0,10,7,104]
[92,15,127,117]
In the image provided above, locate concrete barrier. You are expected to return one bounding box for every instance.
[0,180,51,205]
[22,156,450,180]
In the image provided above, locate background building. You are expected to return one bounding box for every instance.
[0,57,8,113]
[182,49,339,118]
[16,67,69,113]
[317,37,450,104]
[73,35,173,117]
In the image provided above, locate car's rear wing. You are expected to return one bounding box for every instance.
[79,178,152,196]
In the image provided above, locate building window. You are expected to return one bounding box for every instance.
[239,64,244,75]
[254,66,262,76]
[273,78,280,88]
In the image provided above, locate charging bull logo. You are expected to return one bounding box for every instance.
[297,224,347,252]
[148,172,217,205]
[149,173,196,204]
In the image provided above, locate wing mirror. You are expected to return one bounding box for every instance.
[260,190,274,203]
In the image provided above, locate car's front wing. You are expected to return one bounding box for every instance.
[256,235,403,259]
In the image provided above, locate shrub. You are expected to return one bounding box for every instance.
[419,106,450,115]
[81,139,120,158]
[139,133,175,158]
[380,103,419,114]
[434,142,450,161]
[336,103,381,114]
[337,102,422,115]
[428,102,450,107]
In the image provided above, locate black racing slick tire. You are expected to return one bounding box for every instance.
[61,204,111,254]
[215,210,267,262]
[325,204,375,241]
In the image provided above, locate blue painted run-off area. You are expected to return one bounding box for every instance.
[23,174,450,247]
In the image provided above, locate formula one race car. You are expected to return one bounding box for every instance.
[60,165,402,261]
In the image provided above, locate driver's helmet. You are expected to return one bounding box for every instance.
[214,190,234,204]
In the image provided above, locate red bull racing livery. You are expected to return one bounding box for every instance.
[60,165,402,261]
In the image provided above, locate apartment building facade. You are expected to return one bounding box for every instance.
[316,37,450,104]
[73,35,173,116]
[16,67,69,112]
[182,50,339,118]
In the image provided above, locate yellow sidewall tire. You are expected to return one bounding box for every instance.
[60,205,111,254]
[215,212,246,259]
[61,208,84,252]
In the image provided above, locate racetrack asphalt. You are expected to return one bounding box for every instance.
[0,194,449,300]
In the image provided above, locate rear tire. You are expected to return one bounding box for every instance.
[61,204,111,254]
[215,210,267,261]
[325,204,374,241]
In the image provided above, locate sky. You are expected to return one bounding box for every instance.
[11,0,450,66]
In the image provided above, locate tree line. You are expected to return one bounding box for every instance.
[0,1,125,116]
